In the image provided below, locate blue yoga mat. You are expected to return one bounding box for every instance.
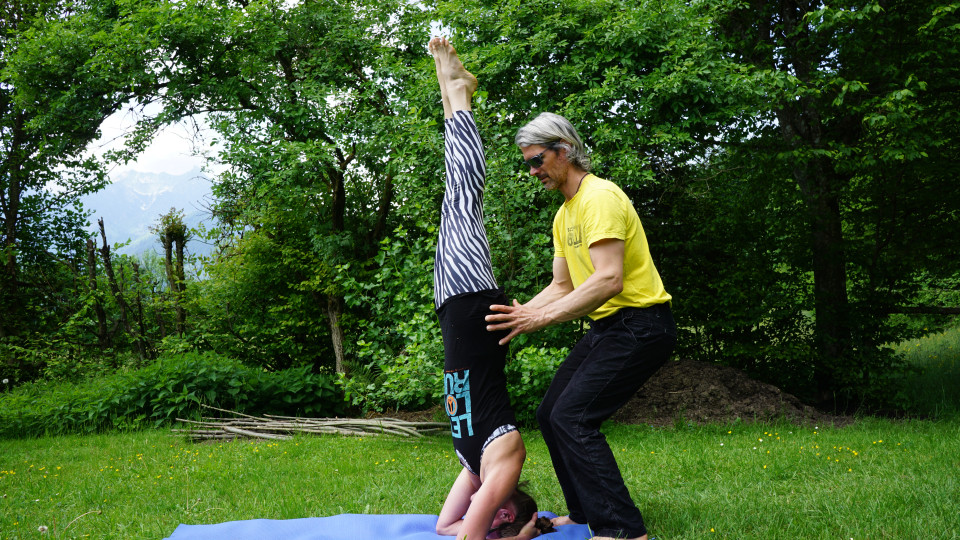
[165,511,591,540]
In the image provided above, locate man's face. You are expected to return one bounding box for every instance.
[521,144,565,191]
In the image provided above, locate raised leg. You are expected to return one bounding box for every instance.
[430,38,497,309]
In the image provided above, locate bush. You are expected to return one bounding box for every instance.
[505,346,567,426]
[250,366,345,418]
[338,309,444,414]
[336,227,445,413]
[0,352,346,438]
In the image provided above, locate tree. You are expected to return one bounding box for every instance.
[153,208,189,336]
[436,0,960,408]
[714,0,960,406]
[1,0,105,341]
[124,0,438,372]
[0,0,185,382]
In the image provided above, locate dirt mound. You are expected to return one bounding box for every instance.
[372,359,850,427]
[613,359,849,427]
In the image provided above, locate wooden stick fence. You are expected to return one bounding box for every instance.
[173,404,448,442]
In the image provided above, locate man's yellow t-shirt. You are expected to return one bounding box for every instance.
[552,174,672,320]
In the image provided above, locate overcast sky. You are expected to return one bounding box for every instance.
[92,103,220,177]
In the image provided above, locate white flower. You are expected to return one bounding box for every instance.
[1,379,8,384]
[38,525,49,533]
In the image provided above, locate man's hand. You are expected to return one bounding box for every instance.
[485,300,548,345]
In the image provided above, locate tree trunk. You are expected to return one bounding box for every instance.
[161,234,186,336]
[324,158,352,374]
[771,2,853,407]
[131,261,153,359]
[98,219,145,359]
[0,114,27,339]
[802,167,851,404]
[324,293,346,374]
[777,95,852,406]
[155,285,167,340]
[174,237,186,335]
[86,238,109,349]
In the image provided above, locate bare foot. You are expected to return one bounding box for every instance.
[428,36,477,112]
[429,38,452,118]
[550,515,582,527]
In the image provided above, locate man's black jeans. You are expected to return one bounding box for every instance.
[537,303,677,539]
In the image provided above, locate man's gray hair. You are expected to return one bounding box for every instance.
[515,112,591,171]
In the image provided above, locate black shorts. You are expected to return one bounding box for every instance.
[438,289,518,475]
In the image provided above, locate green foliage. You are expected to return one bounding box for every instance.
[504,346,567,426]
[439,0,959,409]
[250,365,346,418]
[338,337,444,414]
[3,0,958,415]
[187,231,335,370]
[705,0,960,407]
[899,324,960,418]
[661,151,817,393]
[150,0,440,374]
[0,352,346,438]
[336,227,443,412]
[1,0,158,346]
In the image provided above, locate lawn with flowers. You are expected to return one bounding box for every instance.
[1,417,958,539]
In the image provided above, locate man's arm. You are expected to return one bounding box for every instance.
[487,238,624,345]
[521,257,575,310]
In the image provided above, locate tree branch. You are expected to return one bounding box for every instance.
[887,306,960,315]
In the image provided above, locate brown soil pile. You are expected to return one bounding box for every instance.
[612,359,850,427]
[372,359,851,427]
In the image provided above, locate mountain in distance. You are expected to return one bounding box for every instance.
[81,168,215,257]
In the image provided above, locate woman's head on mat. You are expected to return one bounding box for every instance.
[489,487,556,538]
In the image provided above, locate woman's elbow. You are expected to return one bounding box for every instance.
[436,523,458,536]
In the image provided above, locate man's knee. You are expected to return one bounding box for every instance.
[535,400,552,430]
[545,401,583,438]
[537,400,574,432]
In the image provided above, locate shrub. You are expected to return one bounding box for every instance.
[505,346,567,426]
[338,309,444,414]
[336,227,444,413]
[250,366,345,418]
[0,352,346,438]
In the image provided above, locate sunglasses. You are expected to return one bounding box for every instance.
[523,148,551,169]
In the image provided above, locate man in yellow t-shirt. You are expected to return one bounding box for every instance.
[486,112,677,540]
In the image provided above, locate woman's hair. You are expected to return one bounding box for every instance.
[492,485,556,538]
[514,112,592,172]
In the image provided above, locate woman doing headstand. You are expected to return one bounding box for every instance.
[429,37,551,540]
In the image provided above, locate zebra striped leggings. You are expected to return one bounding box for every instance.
[434,110,499,309]
[434,111,516,476]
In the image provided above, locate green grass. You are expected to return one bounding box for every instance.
[899,325,960,417]
[2,419,959,539]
